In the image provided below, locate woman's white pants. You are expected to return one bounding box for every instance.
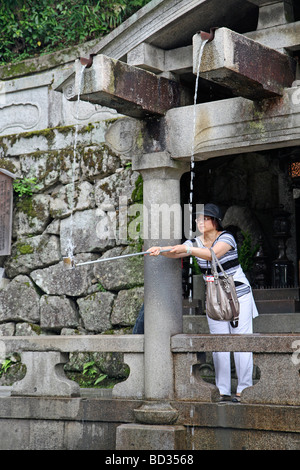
[206,292,254,395]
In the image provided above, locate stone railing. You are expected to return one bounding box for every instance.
[1,334,299,405]
[0,335,144,399]
[172,334,300,405]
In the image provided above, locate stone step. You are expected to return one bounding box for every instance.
[183,313,300,334]
[255,299,300,314]
[252,288,300,301]
[186,289,300,315]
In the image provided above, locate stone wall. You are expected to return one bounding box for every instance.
[0,95,145,341]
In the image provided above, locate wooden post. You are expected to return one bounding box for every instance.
[0,169,16,256]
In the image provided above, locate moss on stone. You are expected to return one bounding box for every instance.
[131,174,143,204]
[0,158,17,174]
[16,243,34,255]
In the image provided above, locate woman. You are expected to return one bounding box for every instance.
[148,203,258,402]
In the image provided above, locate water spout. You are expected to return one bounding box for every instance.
[79,54,96,68]
[199,27,219,43]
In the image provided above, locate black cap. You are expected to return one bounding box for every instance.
[196,203,222,220]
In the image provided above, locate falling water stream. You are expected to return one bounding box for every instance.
[188,38,208,312]
[65,64,87,261]
[188,37,208,451]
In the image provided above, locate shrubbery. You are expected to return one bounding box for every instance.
[0,0,151,65]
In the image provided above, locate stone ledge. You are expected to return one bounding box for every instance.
[171,333,300,353]
[0,396,298,433]
[3,332,298,354]
[0,396,141,422]
[0,334,144,354]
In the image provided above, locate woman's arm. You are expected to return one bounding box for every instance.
[147,241,232,259]
[147,245,188,258]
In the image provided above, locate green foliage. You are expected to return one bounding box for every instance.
[96,282,107,292]
[13,177,41,198]
[0,358,13,377]
[82,360,108,386]
[238,231,259,273]
[0,0,152,65]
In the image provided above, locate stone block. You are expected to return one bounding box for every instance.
[56,54,192,118]
[127,42,165,73]
[0,322,15,336]
[245,21,300,52]
[111,287,144,327]
[242,352,300,405]
[15,323,39,336]
[50,181,95,219]
[112,352,144,399]
[5,234,61,277]
[11,351,80,397]
[183,313,300,334]
[173,352,219,402]
[193,27,296,100]
[255,299,300,313]
[31,257,96,296]
[247,0,294,30]
[166,87,300,160]
[0,85,50,137]
[60,209,113,255]
[0,275,40,323]
[40,295,79,331]
[77,291,115,333]
[116,423,187,450]
[80,144,121,180]
[94,168,140,210]
[19,151,60,190]
[253,313,300,333]
[93,246,144,291]
[13,194,51,237]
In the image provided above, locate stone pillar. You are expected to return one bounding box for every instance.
[133,151,188,402]
[115,152,189,450]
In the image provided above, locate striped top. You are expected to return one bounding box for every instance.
[184,231,250,298]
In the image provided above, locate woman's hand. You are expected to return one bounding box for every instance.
[147,245,189,258]
[170,244,188,255]
[147,246,162,256]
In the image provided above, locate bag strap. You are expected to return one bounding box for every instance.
[209,248,228,279]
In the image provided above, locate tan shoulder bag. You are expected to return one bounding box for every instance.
[205,248,240,327]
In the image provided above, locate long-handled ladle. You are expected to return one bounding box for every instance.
[63,248,172,269]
